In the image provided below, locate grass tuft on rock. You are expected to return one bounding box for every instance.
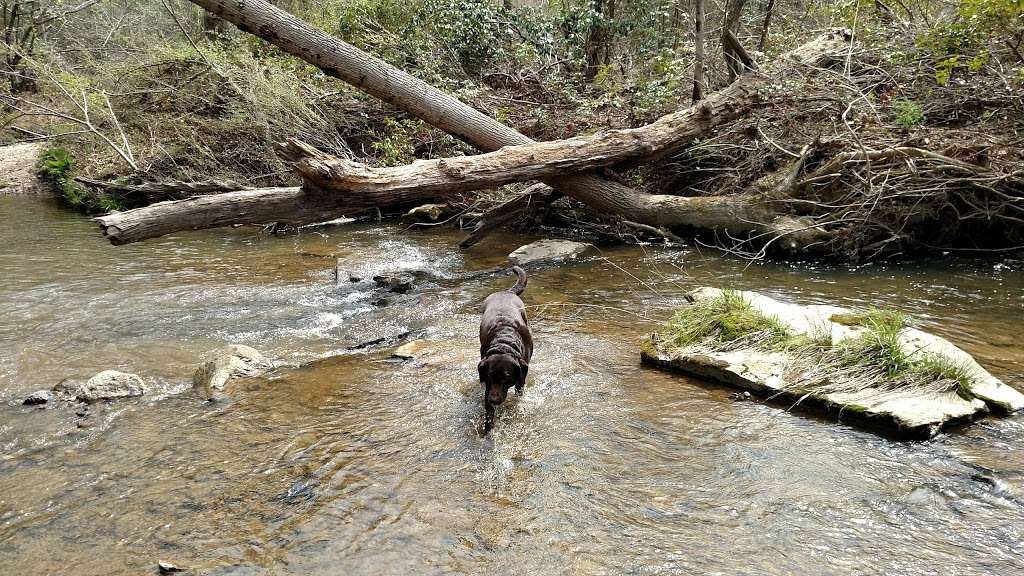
[663,290,792,349]
[659,295,978,401]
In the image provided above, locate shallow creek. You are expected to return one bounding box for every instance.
[1,196,1023,575]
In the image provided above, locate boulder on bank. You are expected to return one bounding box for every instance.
[641,287,1024,439]
[193,344,273,399]
[64,370,148,402]
[508,239,597,268]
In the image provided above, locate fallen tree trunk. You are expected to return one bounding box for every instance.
[282,75,765,194]
[459,183,557,248]
[96,29,850,246]
[96,179,833,253]
[180,0,656,225]
[138,1,850,235]
[75,177,246,203]
[96,186,301,244]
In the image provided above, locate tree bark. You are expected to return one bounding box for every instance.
[181,0,670,232]
[758,0,775,51]
[692,0,706,102]
[722,30,757,73]
[584,0,614,82]
[95,29,852,246]
[283,75,766,195]
[722,0,748,83]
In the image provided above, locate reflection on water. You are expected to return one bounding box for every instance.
[1,196,1022,575]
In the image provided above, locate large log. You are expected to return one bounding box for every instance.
[96,186,301,244]
[170,0,852,233]
[283,75,765,194]
[180,0,650,222]
[96,30,851,246]
[96,181,832,254]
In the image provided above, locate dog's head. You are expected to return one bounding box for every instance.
[478,353,527,406]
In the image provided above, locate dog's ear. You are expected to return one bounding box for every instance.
[477,358,487,382]
[517,360,528,385]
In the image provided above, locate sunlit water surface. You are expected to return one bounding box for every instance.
[1,197,1022,575]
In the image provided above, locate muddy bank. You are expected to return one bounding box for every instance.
[0,143,46,195]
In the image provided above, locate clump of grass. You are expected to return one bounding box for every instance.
[834,309,911,379]
[789,308,976,399]
[911,355,975,399]
[663,290,792,349]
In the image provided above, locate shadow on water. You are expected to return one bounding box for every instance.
[1,196,1023,575]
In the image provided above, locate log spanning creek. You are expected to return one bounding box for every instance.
[1,196,1023,575]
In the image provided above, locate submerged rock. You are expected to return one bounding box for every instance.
[373,272,415,293]
[73,370,148,402]
[642,287,1024,439]
[393,340,430,360]
[193,344,273,400]
[157,560,185,574]
[508,239,598,268]
[401,203,453,223]
[335,259,363,285]
[23,390,53,405]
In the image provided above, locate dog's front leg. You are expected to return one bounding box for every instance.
[484,400,495,433]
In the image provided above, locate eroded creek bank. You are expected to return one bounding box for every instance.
[1,196,1023,575]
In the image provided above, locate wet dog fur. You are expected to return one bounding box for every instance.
[478,266,532,432]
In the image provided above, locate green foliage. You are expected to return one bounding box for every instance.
[416,0,509,75]
[835,309,911,379]
[39,147,86,207]
[370,117,419,166]
[915,0,1023,84]
[893,99,925,128]
[38,147,122,213]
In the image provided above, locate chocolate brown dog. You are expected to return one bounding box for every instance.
[478,266,533,432]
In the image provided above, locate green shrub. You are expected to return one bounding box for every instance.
[38,147,122,213]
[370,117,419,166]
[893,99,924,129]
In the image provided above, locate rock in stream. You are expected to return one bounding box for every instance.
[508,239,598,268]
[193,344,273,400]
[52,370,149,403]
[23,390,53,405]
[641,287,1024,439]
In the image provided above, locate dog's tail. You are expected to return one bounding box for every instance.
[508,266,528,295]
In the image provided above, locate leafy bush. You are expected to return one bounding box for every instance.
[893,99,924,128]
[38,147,122,213]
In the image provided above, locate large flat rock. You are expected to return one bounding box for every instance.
[508,239,597,268]
[642,287,1023,439]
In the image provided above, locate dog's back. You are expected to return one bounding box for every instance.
[480,266,532,360]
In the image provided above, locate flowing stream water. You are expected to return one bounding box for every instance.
[1,196,1022,575]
